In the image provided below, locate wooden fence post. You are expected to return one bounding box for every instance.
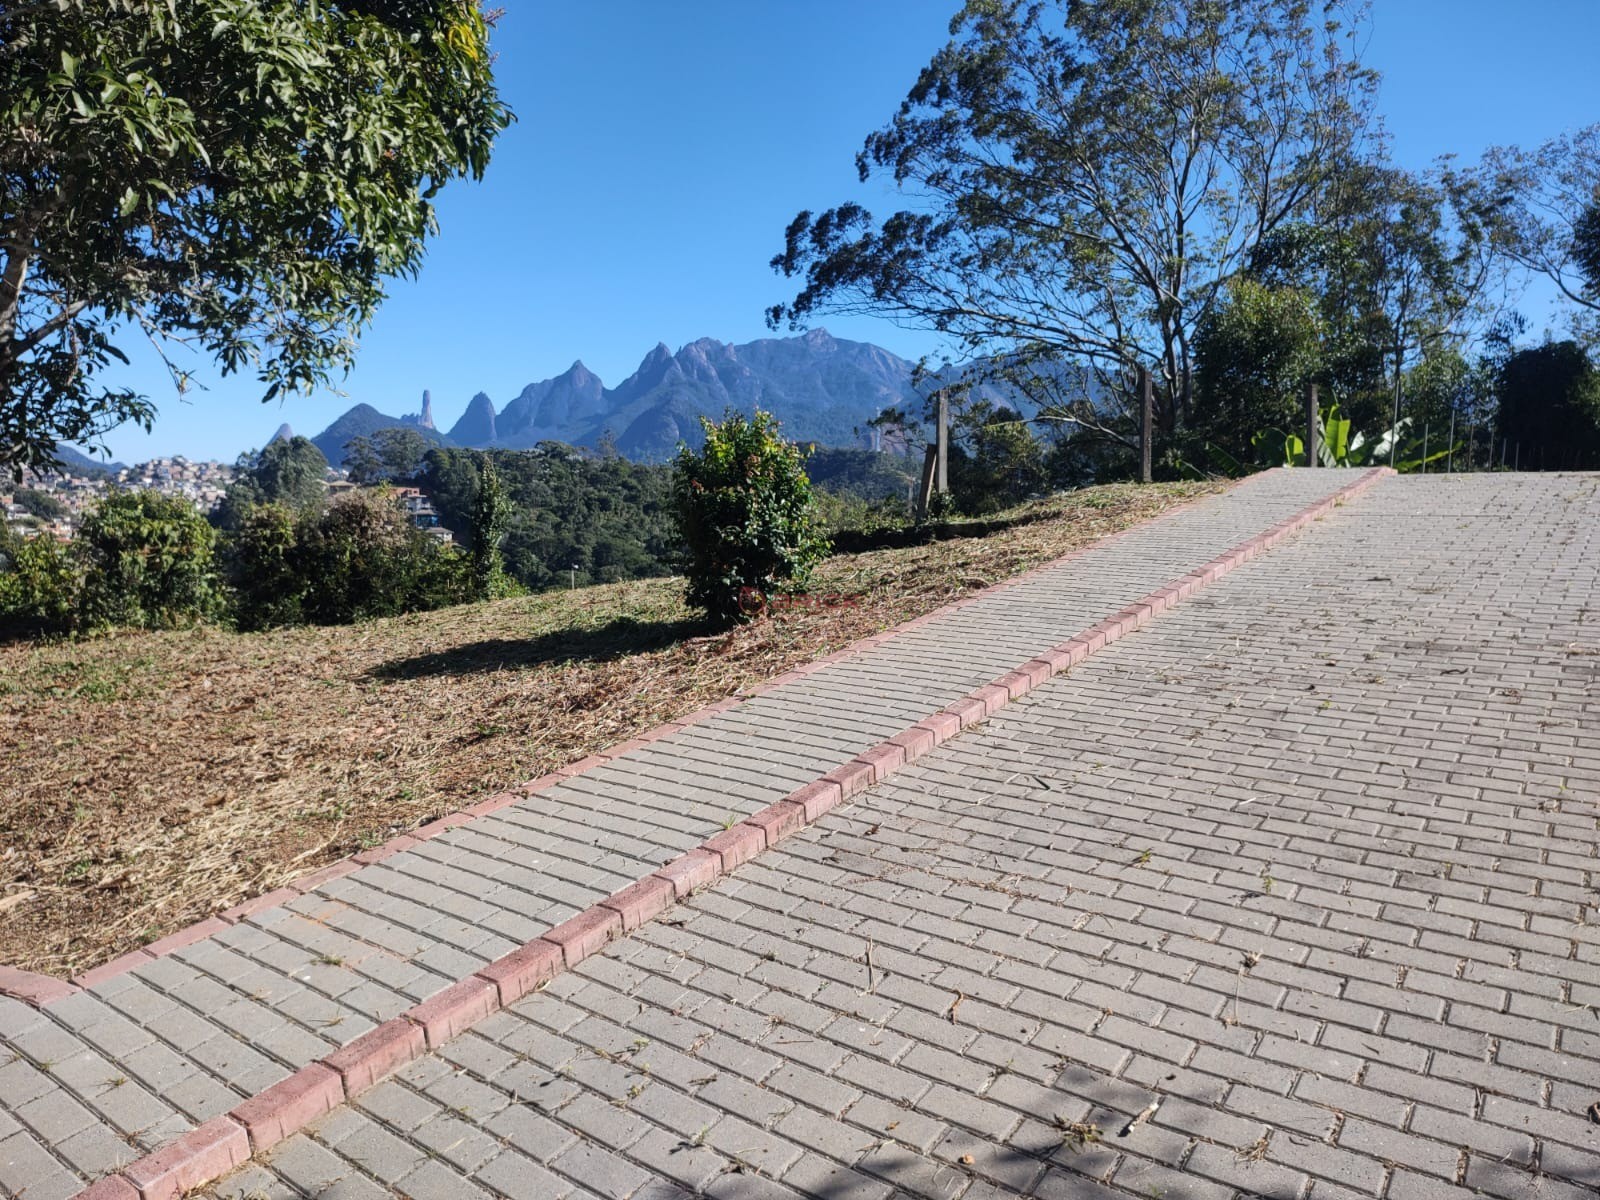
[1305,383,1319,467]
[916,445,937,519]
[1139,368,1153,484]
[935,389,949,495]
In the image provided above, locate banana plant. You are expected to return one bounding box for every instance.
[1254,405,1455,472]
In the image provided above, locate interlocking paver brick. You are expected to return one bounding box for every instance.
[21,470,1600,1200]
[781,1151,892,1200]
[549,1137,653,1198]
[474,1148,573,1200]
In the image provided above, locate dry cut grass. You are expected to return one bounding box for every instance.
[0,481,1219,975]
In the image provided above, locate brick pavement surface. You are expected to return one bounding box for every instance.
[161,470,1600,1200]
[0,469,1361,1199]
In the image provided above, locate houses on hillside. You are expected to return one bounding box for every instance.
[10,460,457,546]
[12,457,239,541]
[391,487,456,545]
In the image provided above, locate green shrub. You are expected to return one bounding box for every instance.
[0,531,80,640]
[295,490,427,624]
[468,455,514,601]
[233,489,471,627]
[76,490,222,630]
[672,410,829,625]
[952,408,1047,515]
[226,503,306,631]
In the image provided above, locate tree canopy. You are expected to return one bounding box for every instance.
[1494,341,1600,470]
[1192,278,1322,461]
[1190,162,1497,469]
[214,434,328,528]
[769,0,1377,445]
[343,427,436,484]
[1467,124,1600,340]
[0,0,511,478]
[422,445,680,591]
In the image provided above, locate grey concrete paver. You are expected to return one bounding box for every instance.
[193,472,1600,1200]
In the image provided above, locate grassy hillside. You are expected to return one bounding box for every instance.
[0,481,1219,975]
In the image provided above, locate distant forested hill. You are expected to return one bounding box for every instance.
[421,446,678,591]
[50,446,126,476]
[417,443,919,592]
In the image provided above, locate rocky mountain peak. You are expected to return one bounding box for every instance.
[448,391,498,446]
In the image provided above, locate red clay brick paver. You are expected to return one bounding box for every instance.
[228,1065,344,1153]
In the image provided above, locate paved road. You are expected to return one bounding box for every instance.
[0,470,1367,1199]
[180,472,1600,1200]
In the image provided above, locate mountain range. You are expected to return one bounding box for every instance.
[301,329,935,465]
[50,445,128,476]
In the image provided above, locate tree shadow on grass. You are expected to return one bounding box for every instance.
[367,613,714,679]
[828,503,1077,554]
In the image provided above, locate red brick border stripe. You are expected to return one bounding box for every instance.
[321,1018,426,1095]
[66,468,1388,1200]
[229,1063,344,1153]
[120,1116,251,1200]
[0,964,78,1006]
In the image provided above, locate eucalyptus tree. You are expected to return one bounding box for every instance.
[769,0,1378,453]
[0,0,512,478]
[1469,124,1600,340]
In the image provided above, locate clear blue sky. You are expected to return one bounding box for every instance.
[93,0,1600,463]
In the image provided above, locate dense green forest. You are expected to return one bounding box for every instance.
[417,444,928,592]
[421,445,676,591]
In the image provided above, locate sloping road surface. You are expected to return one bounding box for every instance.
[204,473,1599,1200]
[6,470,1599,1200]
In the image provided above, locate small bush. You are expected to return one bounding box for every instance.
[0,531,80,640]
[227,503,306,631]
[672,409,829,625]
[227,489,471,628]
[76,490,223,630]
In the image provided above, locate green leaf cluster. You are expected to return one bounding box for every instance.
[0,528,80,639]
[1,0,511,476]
[671,411,830,626]
[75,490,224,630]
[1192,280,1323,461]
[227,488,470,630]
[1494,341,1600,470]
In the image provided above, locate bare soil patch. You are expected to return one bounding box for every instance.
[0,481,1218,975]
